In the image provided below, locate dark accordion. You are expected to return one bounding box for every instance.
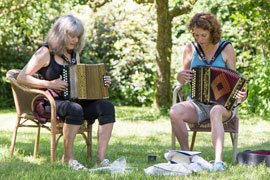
[62,64,109,100]
[191,66,247,110]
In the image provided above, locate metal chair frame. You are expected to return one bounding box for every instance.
[171,84,239,162]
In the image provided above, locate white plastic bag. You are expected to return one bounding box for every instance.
[144,162,191,176]
[88,156,129,174]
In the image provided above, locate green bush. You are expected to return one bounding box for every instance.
[0,0,71,108]
[79,1,157,106]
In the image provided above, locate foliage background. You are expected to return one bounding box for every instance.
[1,0,270,116]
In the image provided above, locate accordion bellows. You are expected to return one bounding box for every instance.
[62,64,109,100]
[191,66,247,110]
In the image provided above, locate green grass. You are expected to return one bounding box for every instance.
[0,106,270,180]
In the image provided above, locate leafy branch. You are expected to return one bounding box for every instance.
[169,0,198,20]
[0,0,31,18]
[87,0,112,12]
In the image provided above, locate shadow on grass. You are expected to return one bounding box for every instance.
[3,129,268,165]
[0,108,16,113]
[0,131,52,159]
[0,130,100,164]
[0,129,173,169]
[2,125,269,173]
[0,154,108,180]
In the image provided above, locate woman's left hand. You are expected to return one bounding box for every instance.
[104,76,112,87]
[236,87,247,104]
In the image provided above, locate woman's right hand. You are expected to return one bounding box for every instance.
[50,76,68,91]
[177,69,194,84]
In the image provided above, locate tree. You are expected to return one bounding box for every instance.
[136,0,198,110]
[72,0,112,11]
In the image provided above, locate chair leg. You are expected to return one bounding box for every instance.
[230,132,234,144]
[10,117,20,156]
[51,132,56,163]
[232,132,238,163]
[172,131,176,150]
[87,125,92,159]
[34,126,41,158]
[190,131,197,151]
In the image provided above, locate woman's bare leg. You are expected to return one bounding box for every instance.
[170,101,198,150]
[210,105,232,162]
[62,123,81,164]
[97,123,114,163]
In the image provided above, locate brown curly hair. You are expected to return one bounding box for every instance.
[188,12,222,44]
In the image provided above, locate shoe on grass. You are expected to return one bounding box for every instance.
[69,160,88,171]
[100,159,110,167]
[209,161,227,172]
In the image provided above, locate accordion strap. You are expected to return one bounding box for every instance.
[61,51,77,65]
[192,41,231,65]
[38,43,77,65]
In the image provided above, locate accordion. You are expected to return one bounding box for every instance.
[191,66,247,110]
[62,64,109,100]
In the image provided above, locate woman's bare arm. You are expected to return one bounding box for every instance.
[17,47,68,91]
[177,43,194,84]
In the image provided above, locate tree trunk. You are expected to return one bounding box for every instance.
[155,0,172,109]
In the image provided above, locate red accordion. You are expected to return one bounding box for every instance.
[191,66,247,110]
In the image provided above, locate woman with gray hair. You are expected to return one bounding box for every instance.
[17,15,115,170]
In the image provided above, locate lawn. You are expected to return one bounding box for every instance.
[0,106,269,180]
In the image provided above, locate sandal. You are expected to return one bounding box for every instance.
[69,160,88,171]
[100,159,110,167]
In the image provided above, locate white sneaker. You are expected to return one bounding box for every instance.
[100,159,110,167]
[69,160,88,171]
[209,161,227,172]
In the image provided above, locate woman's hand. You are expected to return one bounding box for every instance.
[177,70,194,84]
[236,87,247,104]
[50,76,68,91]
[104,76,112,87]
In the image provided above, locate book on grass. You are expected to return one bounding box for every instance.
[167,150,202,164]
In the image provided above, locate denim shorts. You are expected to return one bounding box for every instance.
[186,96,236,123]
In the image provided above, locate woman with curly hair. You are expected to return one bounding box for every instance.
[170,12,247,172]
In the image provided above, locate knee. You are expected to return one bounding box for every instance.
[97,100,115,125]
[210,105,225,122]
[64,102,84,125]
[170,104,185,123]
[210,105,226,116]
[68,103,84,117]
[100,100,115,115]
[170,104,178,119]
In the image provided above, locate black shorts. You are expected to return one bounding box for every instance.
[46,99,115,125]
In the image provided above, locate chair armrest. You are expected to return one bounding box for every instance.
[30,89,56,120]
[30,90,57,133]
[172,84,183,105]
[6,69,57,129]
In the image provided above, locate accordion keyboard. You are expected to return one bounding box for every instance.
[62,66,69,99]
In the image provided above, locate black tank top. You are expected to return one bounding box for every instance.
[38,45,76,80]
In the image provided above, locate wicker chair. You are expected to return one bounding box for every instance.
[171,84,239,162]
[6,69,92,163]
